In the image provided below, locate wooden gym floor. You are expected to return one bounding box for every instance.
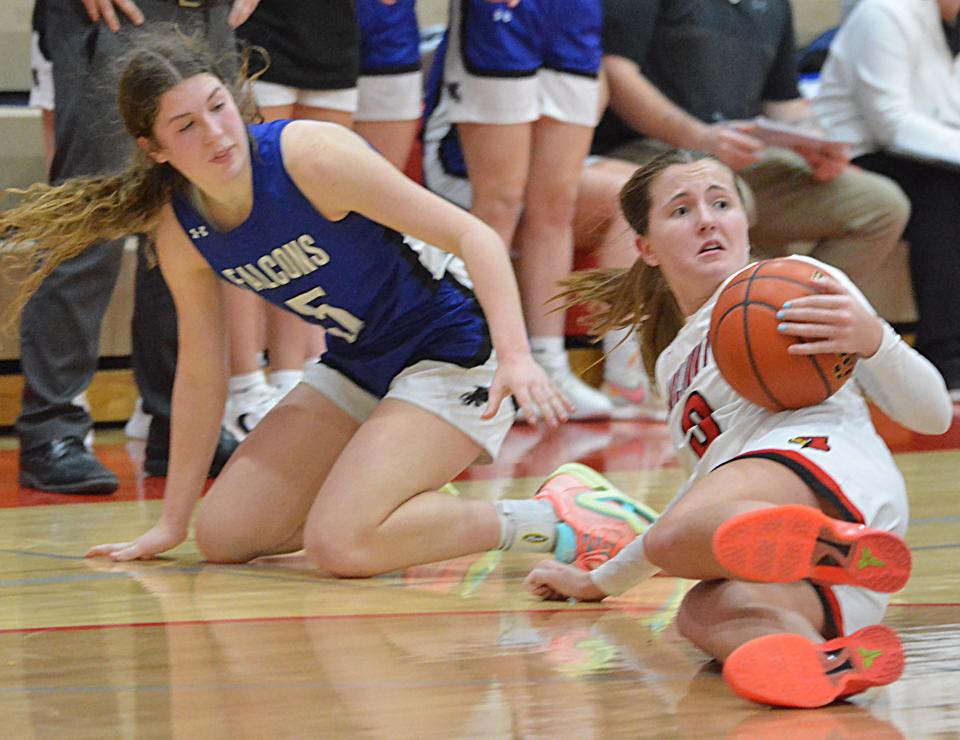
[0,406,958,738]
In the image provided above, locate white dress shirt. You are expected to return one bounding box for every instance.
[813,0,960,161]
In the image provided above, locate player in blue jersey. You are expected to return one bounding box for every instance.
[434,0,616,420]
[1,31,655,576]
[354,0,423,170]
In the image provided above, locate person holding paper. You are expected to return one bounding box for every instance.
[592,0,910,296]
[813,0,960,399]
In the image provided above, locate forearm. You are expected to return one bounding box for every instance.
[763,98,823,131]
[159,365,230,531]
[604,56,708,150]
[458,227,533,360]
[589,532,659,596]
[857,323,953,435]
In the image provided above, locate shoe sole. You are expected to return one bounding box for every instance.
[713,505,911,593]
[723,624,904,708]
[18,471,118,495]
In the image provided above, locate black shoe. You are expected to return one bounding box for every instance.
[19,437,119,494]
[144,427,239,478]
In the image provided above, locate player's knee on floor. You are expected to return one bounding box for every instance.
[195,521,273,565]
[675,580,767,648]
[303,527,379,578]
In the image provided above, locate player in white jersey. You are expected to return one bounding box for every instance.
[523,149,953,707]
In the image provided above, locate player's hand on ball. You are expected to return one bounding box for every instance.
[524,559,607,602]
[776,275,884,358]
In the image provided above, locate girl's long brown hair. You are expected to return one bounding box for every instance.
[555,150,751,382]
[0,28,260,326]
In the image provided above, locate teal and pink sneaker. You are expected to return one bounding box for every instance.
[534,463,659,570]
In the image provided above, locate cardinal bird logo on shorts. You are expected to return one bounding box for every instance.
[789,436,831,452]
[460,386,489,407]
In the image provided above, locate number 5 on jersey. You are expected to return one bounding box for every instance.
[285,286,365,343]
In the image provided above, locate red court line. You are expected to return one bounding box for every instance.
[2,407,957,507]
[0,601,955,636]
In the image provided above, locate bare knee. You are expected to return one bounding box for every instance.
[195,523,257,565]
[641,517,683,571]
[472,185,525,234]
[303,526,379,578]
[675,579,763,659]
[195,513,270,564]
[675,580,732,644]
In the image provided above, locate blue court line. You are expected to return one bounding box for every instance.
[0,551,332,588]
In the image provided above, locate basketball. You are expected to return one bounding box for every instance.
[709,258,857,411]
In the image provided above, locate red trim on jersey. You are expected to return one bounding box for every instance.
[726,448,865,524]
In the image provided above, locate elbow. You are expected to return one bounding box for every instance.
[928,405,954,436]
[909,401,954,437]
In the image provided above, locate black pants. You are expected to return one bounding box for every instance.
[16,0,234,448]
[854,150,960,381]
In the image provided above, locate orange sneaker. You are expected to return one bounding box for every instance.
[723,624,905,708]
[534,463,658,570]
[712,505,911,593]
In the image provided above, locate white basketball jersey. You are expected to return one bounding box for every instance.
[655,256,876,490]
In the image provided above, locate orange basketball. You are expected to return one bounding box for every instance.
[709,258,857,411]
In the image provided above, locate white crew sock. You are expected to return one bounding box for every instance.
[268,369,303,397]
[529,335,569,373]
[589,532,659,596]
[495,499,561,552]
[229,369,269,394]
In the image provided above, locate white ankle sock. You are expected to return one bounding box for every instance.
[269,369,303,397]
[530,335,568,373]
[495,499,560,552]
[229,370,268,394]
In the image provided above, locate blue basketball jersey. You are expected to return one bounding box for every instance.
[171,120,490,396]
[357,0,421,75]
[458,0,602,78]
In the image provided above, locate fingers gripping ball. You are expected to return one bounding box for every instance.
[709,258,857,411]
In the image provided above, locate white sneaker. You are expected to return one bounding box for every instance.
[223,382,284,441]
[603,381,668,422]
[124,397,153,440]
[73,392,95,451]
[602,336,667,422]
[547,365,614,421]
